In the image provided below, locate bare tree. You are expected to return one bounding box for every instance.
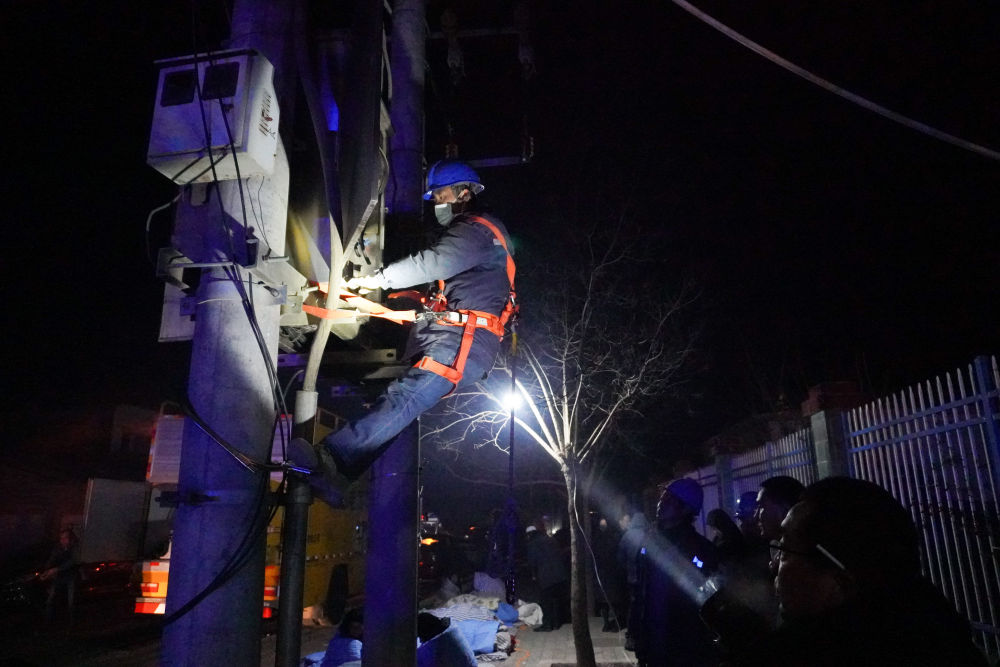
[424,215,699,667]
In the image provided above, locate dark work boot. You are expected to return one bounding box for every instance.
[287,437,350,507]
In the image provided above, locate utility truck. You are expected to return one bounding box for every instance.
[133,412,365,621]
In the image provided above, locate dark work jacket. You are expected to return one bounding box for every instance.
[635,522,720,666]
[379,212,513,367]
[523,532,569,590]
[618,512,649,586]
[732,577,989,667]
[380,212,512,316]
[44,543,79,585]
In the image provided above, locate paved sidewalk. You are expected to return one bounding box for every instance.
[56,613,635,665]
[261,615,637,666]
[494,616,635,667]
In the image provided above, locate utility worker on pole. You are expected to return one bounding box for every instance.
[291,160,516,498]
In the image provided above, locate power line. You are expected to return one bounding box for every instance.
[669,0,1000,162]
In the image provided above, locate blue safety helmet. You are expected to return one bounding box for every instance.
[423,160,485,200]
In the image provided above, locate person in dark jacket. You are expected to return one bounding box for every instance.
[40,528,79,626]
[592,516,625,631]
[699,478,804,663]
[618,510,649,649]
[732,477,988,667]
[292,161,515,497]
[735,491,759,542]
[633,479,720,667]
[523,523,569,631]
[706,508,746,571]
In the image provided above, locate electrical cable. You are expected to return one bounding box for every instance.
[167,146,229,185]
[186,58,291,458]
[185,10,290,452]
[181,397,285,473]
[144,194,181,266]
[160,399,298,627]
[212,89,292,431]
[162,471,275,626]
[668,0,1000,162]
[158,10,293,626]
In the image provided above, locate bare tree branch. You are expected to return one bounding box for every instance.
[420,201,701,667]
[431,456,565,491]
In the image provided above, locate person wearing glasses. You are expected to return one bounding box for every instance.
[734,477,988,666]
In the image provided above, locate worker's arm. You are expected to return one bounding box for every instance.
[376,220,498,289]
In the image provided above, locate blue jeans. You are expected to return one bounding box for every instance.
[322,327,499,476]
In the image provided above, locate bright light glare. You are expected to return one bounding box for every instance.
[502,391,522,411]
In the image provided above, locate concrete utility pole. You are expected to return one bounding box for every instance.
[361,1,426,664]
[161,1,294,664]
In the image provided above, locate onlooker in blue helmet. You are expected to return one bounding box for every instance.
[632,479,719,666]
[291,160,515,505]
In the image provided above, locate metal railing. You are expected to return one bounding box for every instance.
[729,428,817,514]
[685,355,999,659]
[844,355,1000,657]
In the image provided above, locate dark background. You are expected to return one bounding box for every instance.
[3,0,997,475]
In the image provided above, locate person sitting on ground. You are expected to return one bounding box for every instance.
[732,477,989,667]
[416,611,476,667]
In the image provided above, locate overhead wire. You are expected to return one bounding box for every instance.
[668,0,1000,162]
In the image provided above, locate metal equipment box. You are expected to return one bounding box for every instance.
[147,49,279,184]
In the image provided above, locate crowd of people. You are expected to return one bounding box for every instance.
[589,475,990,667]
[313,473,990,666]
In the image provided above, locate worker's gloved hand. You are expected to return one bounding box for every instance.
[345,274,384,294]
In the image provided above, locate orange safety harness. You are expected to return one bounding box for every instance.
[301,216,517,392]
[412,215,517,389]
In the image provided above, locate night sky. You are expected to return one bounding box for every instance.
[4,0,998,461]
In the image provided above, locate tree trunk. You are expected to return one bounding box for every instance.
[564,460,597,667]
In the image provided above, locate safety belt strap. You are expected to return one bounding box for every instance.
[431,216,517,327]
[414,314,478,396]
[468,216,516,288]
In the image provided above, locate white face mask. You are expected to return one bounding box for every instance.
[434,203,455,226]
